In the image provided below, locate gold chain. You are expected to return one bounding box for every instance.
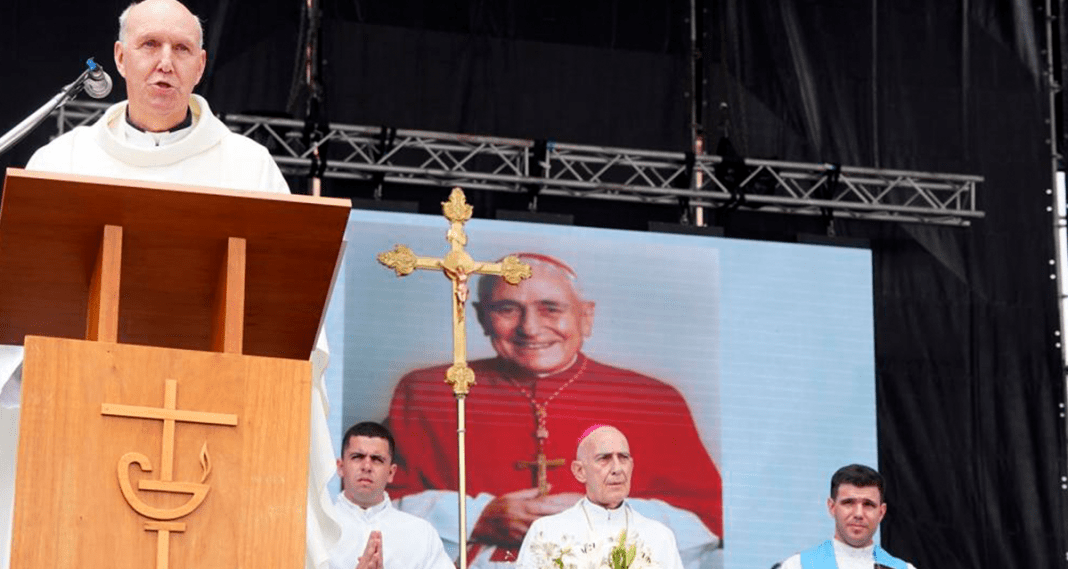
[503,357,589,438]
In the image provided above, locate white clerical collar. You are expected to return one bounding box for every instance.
[535,354,580,378]
[122,121,194,148]
[832,537,876,560]
[339,491,391,519]
[580,496,630,524]
[117,106,196,149]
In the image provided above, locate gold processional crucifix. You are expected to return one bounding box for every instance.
[377,187,531,569]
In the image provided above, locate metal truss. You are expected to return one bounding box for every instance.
[54,100,983,226]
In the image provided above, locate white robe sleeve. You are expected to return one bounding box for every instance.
[0,346,23,569]
[393,490,494,561]
[0,391,20,569]
[0,347,24,410]
[512,516,546,569]
[305,331,342,569]
[653,523,687,569]
[420,518,456,569]
[627,497,720,569]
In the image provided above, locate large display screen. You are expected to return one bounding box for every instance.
[322,207,876,569]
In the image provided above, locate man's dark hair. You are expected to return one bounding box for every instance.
[830,463,885,502]
[340,421,396,461]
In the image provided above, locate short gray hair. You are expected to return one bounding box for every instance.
[118,1,204,49]
[476,253,584,303]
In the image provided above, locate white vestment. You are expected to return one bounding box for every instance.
[397,492,717,569]
[779,539,918,569]
[515,498,685,569]
[24,94,288,189]
[0,94,341,569]
[330,492,453,569]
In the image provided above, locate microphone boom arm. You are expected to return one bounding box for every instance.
[0,60,102,158]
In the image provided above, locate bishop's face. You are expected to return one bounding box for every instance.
[828,483,886,548]
[572,427,633,509]
[476,267,594,376]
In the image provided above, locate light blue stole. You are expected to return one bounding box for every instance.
[798,539,908,569]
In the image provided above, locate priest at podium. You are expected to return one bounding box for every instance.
[386,253,722,568]
[0,1,340,568]
[514,425,685,569]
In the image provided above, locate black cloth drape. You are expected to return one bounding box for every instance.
[0,1,1064,567]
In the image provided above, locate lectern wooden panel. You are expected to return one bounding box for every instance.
[0,168,351,569]
[12,337,311,569]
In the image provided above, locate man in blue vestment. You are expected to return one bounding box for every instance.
[779,464,917,569]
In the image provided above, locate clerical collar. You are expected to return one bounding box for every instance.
[536,354,580,378]
[126,107,193,133]
[123,107,195,148]
[339,491,391,518]
[580,497,630,522]
[832,537,876,560]
[500,353,584,381]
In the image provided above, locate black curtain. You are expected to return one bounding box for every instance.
[318,0,692,150]
[0,1,1064,567]
[708,1,1065,567]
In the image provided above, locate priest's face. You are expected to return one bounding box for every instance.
[476,266,595,376]
[571,426,633,509]
[337,435,397,509]
[828,483,886,548]
[114,0,206,132]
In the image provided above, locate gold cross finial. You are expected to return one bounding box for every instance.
[377,187,531,396]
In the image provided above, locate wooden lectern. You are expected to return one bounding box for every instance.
[0,169,350,569]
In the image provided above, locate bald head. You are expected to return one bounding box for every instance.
[571,425,633,509]
[119,0,204,48]
[575,425,623,460]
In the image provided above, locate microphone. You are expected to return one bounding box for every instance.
[83,58,113,99]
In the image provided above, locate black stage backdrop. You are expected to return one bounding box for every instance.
[1,1,1065,567]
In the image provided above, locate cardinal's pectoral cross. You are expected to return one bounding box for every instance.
[377,187,531,569]
[515,406,565,495]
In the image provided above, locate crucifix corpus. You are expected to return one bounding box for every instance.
[377,187,531,569]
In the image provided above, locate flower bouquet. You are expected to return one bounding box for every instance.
[526,530,660,569]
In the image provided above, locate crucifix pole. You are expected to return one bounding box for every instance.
[378,188,531,569]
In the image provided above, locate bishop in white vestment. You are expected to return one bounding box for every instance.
[515,425,685,569]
